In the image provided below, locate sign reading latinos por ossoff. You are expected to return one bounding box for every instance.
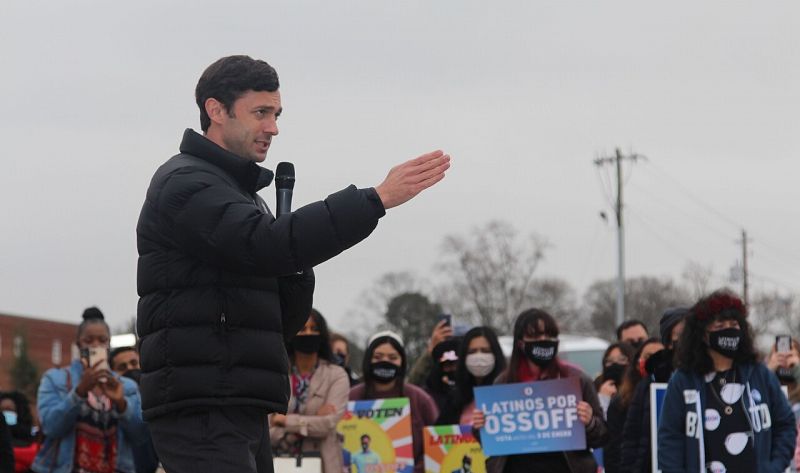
[337,397,414,473]
[474,378,586,456]
[423,424,486,473]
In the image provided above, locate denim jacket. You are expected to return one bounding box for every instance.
[32,359,147,473]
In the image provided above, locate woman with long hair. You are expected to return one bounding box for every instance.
[436,326,506,425]
[473,308,609,473]
[32,307,145,473]
[604,338,664,473]
[594,342,635,419]
[658,290,796,473]
[269,309,349,473]
[349,331,438,473]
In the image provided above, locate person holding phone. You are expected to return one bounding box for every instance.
[767,335,800,406]
[408,318,454,386]
[32,307,146,473]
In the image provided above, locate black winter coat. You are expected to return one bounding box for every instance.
[137,129,385,420]
[620,379,653,473]
[603,395,627,473]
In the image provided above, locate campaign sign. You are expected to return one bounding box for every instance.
[423,425,486,473]
[337,397,414,473]
[474,378,585,456]
[649,383,668,473]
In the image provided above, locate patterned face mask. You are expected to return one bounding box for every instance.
[708,328,741,358]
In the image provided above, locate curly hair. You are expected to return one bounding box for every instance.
[195,55,280,132]
[675,289,757,374]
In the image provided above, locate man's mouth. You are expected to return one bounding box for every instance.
[255,139,270,152]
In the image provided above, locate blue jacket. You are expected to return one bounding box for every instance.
[657,362,796,473]
[32,360,147,473]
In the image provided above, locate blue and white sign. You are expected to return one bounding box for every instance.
[650,382,668,473]
[474,378,586,456]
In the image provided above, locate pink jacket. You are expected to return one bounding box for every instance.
[270,360,350,473]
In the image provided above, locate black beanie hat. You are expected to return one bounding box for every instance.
[659,307,689,346]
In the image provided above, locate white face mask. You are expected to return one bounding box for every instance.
[465,353,495,378]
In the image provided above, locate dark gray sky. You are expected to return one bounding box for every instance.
[2,1,798,333]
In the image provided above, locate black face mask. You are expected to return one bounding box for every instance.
[122,369,141,385]
[776,367,796,384]
[523,340,559,367]
[644,349,674,383]
[628,339,645,350]
[708,328,741,358]
[370,361,400,383]
[332,352,347,367]
[292,335,322,354]
[603,363,626,385]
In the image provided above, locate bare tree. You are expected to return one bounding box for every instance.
[347,271,429,345]
[681,261,714,301]
[527,277,584,333]
[748,289,796,338]
[583,276,691,340]
[435,220,549,333]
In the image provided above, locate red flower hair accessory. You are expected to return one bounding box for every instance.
[692,293,747,321]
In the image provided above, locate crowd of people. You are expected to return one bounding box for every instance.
[2,289,800,472]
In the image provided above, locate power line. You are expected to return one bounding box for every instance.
[640,160,743,230]
[627,179,738,244]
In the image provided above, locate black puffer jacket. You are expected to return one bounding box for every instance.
[137,129,385,420]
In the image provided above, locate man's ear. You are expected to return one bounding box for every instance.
[205,97,227,126]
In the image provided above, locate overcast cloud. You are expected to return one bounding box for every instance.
[1,1,798,333]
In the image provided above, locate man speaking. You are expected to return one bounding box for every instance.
[136,55,449,473]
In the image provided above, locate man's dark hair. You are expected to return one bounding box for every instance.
[676,290,757,374]
[360,434,370,441]
[616,319,648,341]
[110,346,137,366]
[195,55,280,132]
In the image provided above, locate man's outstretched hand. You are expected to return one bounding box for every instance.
[375,150,450,209]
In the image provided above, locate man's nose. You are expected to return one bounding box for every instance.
[265,118,279,136]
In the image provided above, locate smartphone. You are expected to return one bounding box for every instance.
[438,313,452,327]
[777,335,792,353]
[85,347,110,383]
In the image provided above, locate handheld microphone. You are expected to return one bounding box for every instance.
[275,162,295,218]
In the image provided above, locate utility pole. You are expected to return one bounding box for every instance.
[594,148,643,327]
[740,229,750,305]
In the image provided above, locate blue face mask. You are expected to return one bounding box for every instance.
[3,411,17,426]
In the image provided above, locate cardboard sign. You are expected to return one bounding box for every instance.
[474,378,586,456]
[337,397,414,473]
[423,424,486,473]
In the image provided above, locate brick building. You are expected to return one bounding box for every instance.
[0,312,79,392]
